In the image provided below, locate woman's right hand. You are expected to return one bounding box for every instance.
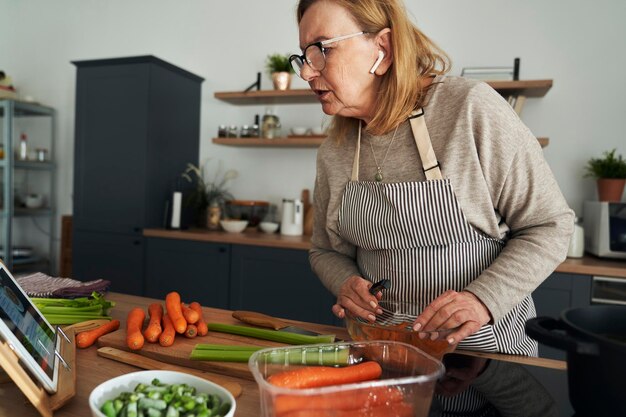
[331,276,383,322]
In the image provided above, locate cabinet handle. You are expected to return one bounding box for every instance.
[133,240,142,246]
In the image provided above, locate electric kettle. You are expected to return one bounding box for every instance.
[280,198,304,236]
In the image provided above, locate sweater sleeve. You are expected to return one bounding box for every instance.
[464,86,575,322]
[308,143,361,296]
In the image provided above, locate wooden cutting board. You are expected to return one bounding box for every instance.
[96,327,287,380]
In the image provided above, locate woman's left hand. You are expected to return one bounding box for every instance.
[412,290,492,344]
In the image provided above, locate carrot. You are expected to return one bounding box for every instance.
[184,324,198,338]
[189,302,208,336]
[75,319,120,349]
[278,401,413,417]
[267,361,383,389]
[165,292,187,334]
[275,385,405,415]
[159,314,176,347]
[181,302,200,324]
[126,308,145,351]
[143,303,163,343]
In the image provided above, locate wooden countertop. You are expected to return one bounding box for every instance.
[0,293,565,417]
[144,228,626,279]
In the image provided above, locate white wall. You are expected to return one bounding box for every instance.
[1,0,625,272]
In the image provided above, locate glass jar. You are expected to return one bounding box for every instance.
[217,125,228,138]
[240,125,252,138]
[261,113,281,139]
[228,125,238,138]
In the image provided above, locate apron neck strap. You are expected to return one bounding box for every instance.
[351,109,443,182]
[409,109,442,180]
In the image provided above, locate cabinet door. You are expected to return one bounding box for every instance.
[144,238,230,309]
[72,230,144,296]
[229,245,337,325]
[73,64,149,234]
[532,273,591,359]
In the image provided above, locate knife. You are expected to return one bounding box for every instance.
[232,310,337,338]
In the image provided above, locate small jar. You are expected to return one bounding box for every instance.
[36,148,48,162]
[251,124,260,137]
[228,125,238,138]
[217,125,228,138]
[240,125,252,138]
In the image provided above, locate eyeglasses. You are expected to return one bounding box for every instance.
[289,31,366,78]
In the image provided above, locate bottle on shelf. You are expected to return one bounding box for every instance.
[17,133,28,161]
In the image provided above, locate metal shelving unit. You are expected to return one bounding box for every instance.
[0,99,56,273]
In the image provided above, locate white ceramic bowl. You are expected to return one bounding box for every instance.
[220,219,248,233]
[259,221,279,234]
[311,126,325,136]
[89,370,236,417]
[290,127,308,136]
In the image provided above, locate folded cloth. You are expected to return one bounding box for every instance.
[16,272,111,298]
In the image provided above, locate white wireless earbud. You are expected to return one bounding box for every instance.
[369,51,385,74]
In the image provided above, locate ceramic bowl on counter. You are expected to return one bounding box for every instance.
[220,219,248,233]
[345,300,458,360]
[249,341,444,417]
[89,370,236,417]
[259,221,279,234]
[225,200,269,227]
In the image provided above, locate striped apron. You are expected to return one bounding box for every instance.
[337,110,538,356]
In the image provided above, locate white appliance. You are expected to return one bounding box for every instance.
[583,201,626,259]
[280,198,304,236]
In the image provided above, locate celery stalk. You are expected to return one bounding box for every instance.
[207,323,335,345]
[190,343,351,366]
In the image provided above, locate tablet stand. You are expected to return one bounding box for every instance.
[0,326,76,417]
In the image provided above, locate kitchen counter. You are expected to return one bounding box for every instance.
[0,292,567,417]
[144,228,626,279]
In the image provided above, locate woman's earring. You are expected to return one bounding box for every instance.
[369,51,385,74]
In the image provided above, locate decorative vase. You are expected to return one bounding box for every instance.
[206,203,222,230]
[596,178,626,202]
[271,72,291,90]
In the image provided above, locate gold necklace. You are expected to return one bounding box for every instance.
[368,124,400,182]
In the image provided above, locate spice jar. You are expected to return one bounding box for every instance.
[240,125,252,138]
[36,148,48,162]
[217,125,228,138]
[228,125,238,138]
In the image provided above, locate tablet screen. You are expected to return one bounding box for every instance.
[0,268,57,380]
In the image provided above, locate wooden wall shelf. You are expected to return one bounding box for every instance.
[214,80,553,105]
[213,136,548,148]
[212,136,325,147]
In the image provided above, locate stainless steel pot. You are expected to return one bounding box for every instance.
[525,305,626,417]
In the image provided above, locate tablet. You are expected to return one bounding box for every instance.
[0,262,59,393]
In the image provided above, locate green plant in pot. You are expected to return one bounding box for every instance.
[584,148,626,202]
[181,160,238,229]
[266,53,294,90]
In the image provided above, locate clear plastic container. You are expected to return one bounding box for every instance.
[249,341,444,417]
[345,301,458,360]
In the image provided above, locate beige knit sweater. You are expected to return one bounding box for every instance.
[309,75,574,322]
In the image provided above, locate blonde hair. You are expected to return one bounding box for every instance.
[296,0,450,139]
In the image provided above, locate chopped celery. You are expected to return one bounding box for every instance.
[207,323,335,344]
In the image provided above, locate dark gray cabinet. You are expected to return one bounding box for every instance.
[531,272,591,359]
[72,230,144,295]
[72,56,203,293]
[229,245,338,325]
[144,238,230,309]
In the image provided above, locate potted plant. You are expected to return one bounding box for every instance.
[584,148,626,202]
[266,53,294,90]
[181,160,238,229]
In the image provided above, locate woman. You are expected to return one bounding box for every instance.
[293,0,573,355]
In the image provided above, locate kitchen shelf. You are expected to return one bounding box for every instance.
[213,79,553,105]
[213,136,548,148]
[212,136,325,147]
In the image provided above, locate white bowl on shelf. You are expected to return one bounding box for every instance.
[290,127,308,136]
[89,370,235,417]
[259,221,279,234]
[220,219,248,233]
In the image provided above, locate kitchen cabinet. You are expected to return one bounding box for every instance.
[144,237,230,309]
[531,272,591,359]
[72,230,144,295]
[72,56,203,288]
[212,80,552,148]
[0,99,56,273]
[229,245,339,326]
